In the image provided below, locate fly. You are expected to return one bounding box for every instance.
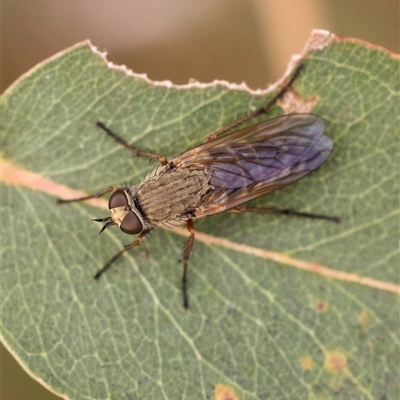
[58,65,338,309]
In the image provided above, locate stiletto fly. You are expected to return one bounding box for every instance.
[58,66,338,309]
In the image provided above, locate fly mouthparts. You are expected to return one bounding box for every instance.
[92,217,109,222]
[92,217,114,234]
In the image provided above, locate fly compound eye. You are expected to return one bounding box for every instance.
[120,211,143,235]
[108,190,128,209]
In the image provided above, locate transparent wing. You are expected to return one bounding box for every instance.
[171,114,333,216]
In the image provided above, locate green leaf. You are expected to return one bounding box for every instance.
[1,32,399,400]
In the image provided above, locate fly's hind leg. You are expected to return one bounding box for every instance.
[182,219,196,309]
[206,64,304,142]
[231,206,340,223]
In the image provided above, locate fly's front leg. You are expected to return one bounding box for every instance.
[96,122,169,165]
[57,120,170,204]
[231,206,340,223]
[206,64,305,142]
[56,185,127,204]
[182,219,196,309]
[93,229,151,280]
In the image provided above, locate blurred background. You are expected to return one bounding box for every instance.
[1,0,399,398]
[2,0,399,92]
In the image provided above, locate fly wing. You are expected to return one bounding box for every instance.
[172,114,333,216]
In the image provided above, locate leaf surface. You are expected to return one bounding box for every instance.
[1,33,399,400]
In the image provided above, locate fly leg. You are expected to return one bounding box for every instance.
[57,121,166,281]
[93,229,151,280]
[58,121,169,205]
[206,64,304,142]
[57,185,127,204]
[182,219,196,309]
[231,206,340,223]
[96,122,169,165]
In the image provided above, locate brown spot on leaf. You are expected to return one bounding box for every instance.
[324,351,348,374]
[357,310,371,338]
[139,249,150,260]
[278,89,320,114]
[300,356,314,371]
[358,310,370,328]
[214,384,239,400]
[316,300,329,313]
